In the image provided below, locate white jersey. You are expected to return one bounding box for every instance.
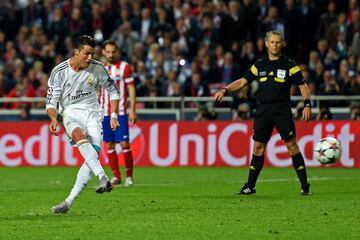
[46,59,120,114]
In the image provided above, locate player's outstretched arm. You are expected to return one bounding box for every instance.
[298,83,312,122]
[214,77,248,102]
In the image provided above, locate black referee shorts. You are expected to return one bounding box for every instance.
[252,103,296,143]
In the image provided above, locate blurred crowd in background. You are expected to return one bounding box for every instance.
[1,0,360,120]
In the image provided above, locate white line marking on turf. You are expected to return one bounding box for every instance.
[258,176,337,183]
[88,176,358,187]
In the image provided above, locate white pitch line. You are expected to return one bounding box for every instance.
[94,176,358,187]
[257,176,337,183]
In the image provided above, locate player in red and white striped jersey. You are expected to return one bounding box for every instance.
[100,40,137,187]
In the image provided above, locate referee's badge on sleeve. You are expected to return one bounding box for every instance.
[277,69,286,78]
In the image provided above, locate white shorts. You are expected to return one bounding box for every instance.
[62,108,104,149]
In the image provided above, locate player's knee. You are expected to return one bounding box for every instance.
[253,141,266,155]
[285,140,300,155]
[120,141,130,150]
[71,128,86,142]
[107,142,116,149]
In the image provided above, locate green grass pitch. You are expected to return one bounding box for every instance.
[0,167,359,240]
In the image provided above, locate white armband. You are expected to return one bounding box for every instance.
[111,112,117,119]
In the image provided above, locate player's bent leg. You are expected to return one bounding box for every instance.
[52,163,95,213]
[72,128,112,194]
[285,138,312,195]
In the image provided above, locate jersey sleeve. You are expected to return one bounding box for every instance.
[124,64,134,85]
[288,61,304,85]
[46,69,62,110]
[243,62,259,83]
[98,65,120,101]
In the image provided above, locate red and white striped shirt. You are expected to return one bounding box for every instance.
[100,60,134,116]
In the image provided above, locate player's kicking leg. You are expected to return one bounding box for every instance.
[51,163,93,213]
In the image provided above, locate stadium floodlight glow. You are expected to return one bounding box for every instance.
[179,59,186,66]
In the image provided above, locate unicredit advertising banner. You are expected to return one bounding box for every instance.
[0,121,359,167]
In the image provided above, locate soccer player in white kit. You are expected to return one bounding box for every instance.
[100,40,137,187]
[46,35,120,213]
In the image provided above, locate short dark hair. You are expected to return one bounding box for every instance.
[102,39,118,50]
[74,35,96,50]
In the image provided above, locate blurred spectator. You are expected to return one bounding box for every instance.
[316,106,333,120]
[240,41,257,74]
[243,0,260,42]
[198,13,220,49]
[350,102,360,120]
[232,103,251,121]
[47,7,68,55]
[338,59,355,95]
[68,7,88,40]
[110,21,139,61]
[195,105,217,121]
[139,8,154,43]
[219,0,247,48]
[161,70,178,96]
[308,50,320,72]
[231,85,255,118]
[19,103,32,120]
[281,0,302,59]
[319,70,340,95]
[317,0,337,41]
[218,51,241,85]
[200,53,218,84]
[351,72,360,95]
[258,5,285,40]
[326,12,351,58]
[183,72,209,98]
[152,8,172,42]
[297,0,319,63]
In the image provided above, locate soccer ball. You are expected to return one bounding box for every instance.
[314,137,342,164]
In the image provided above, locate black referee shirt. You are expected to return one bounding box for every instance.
[243,55,305,104]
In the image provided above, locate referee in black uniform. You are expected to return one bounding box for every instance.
[215,31,312,195]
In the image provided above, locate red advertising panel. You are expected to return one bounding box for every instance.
[0,121,359,167]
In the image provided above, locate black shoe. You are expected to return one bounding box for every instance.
[237,183,256,195]
[96,176,113,194]
[301,183,312,196]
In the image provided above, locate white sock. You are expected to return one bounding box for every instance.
[65,163,93,206]
[77,141,105,179]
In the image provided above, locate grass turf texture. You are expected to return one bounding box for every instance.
[0,167,359,240]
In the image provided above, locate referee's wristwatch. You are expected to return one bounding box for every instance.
[304,99,312,108]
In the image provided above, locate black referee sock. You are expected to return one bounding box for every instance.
[246,155,264,189]
[291,152,308,188]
